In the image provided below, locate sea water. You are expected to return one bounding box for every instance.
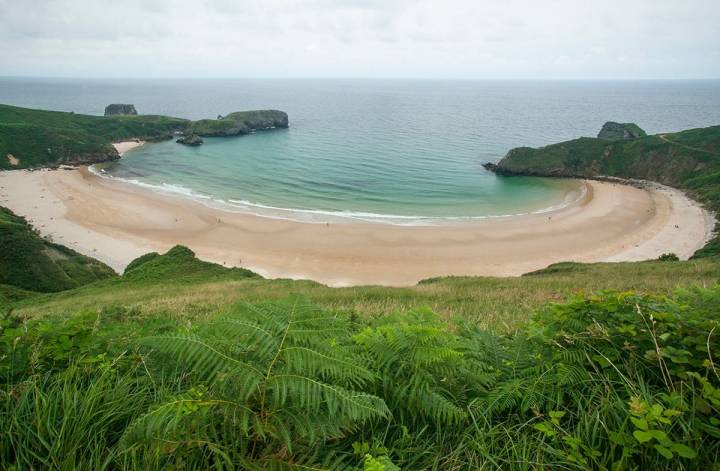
[2,78,719,223]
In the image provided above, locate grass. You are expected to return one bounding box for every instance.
[186,109,288,136]
[2,285,718,469]
[0,104,287,169]
[0,104,188,169]
[9,247,720,333]
[494,124,720,257]
[0,206,115,294]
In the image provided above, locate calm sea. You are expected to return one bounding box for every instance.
[2,78,719,223]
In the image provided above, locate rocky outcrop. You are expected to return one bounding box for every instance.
[186,110,289,137]
[176,134,204,146]
[597,122,646,140]
[104,104,138,116]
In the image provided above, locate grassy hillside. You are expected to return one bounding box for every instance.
[10,246,720,332]
[0,104,189,169]
[0,104,288,169]
[490,124,720,257]
[0,206,115,294]
[2,259,718,468]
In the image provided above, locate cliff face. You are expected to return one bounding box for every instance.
[104,104,138,116]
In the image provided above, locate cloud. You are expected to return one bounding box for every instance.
[0,0,718,78]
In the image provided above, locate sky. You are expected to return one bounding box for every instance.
[1,0,719,79]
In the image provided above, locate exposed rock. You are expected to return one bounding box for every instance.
[176,134,204,146]
[104,104,138,116]
[6,154,19,166]
[597,122,646,140]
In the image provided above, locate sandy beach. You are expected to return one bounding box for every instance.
[0,144,714,286]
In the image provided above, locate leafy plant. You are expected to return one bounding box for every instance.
[124,296,389,469]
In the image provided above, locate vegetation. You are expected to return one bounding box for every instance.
[0,104,288,169]
[122,245,260,282]
[2,284,718,469]
[7,247,718,332]
[0,206,115,293]
[491,124,720,257]
[2,109,719,468]
[0,104,188,169]
[186,109,288,137]
[597,121,647,140]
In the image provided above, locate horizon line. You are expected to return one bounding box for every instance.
[1,75,719,82]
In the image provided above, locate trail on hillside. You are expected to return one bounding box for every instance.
[658,134,720,156]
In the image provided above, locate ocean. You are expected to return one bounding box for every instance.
[2,78,719,223]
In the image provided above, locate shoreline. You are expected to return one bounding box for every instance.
[108,141,585,227]
[0,157,714,286]
[113,140,146,156]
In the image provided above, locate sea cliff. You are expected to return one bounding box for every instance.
[0,104,289,169]
[484,122,720,257]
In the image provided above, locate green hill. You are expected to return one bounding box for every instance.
[0,206,115,295]
[121,244,260,283]
[2,252,719,469]
[487,124,720,257]
[0,104,288,169]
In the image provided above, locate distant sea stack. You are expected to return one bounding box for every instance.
[597,121,647,140]
[104,104,138,116]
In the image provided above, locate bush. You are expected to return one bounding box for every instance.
[658,253,680,262]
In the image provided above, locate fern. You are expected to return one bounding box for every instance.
[123,295,389,469]
[355,307,471,425]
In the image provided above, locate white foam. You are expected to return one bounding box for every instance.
[89,164,586,226]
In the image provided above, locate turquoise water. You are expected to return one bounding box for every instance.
[2,78,719,222]
[97,129,582,222]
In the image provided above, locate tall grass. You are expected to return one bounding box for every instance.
[2,286,718,469]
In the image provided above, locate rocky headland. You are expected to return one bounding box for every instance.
[483,121,720,257]
[0,104,289,169]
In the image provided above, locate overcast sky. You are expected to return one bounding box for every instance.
[1,0,719,79]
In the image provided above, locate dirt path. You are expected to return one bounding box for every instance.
[658,134,719,156]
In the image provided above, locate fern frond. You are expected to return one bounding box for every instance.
[268,374,390,422]
[141,334,263,397]
[280,346,376,387]
[119,397,253,449]
[213,317,279,361]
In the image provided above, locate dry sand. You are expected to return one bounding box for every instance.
[113,140,146,155]
[0,152,714,286]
